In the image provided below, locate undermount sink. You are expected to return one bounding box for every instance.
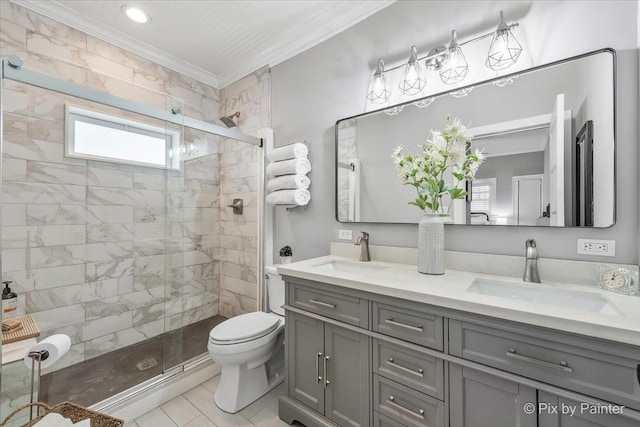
[314,260,388,274]
[468,280,623,316]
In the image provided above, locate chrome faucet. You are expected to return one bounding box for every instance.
[523,239,541,283]
[354,232,371,262]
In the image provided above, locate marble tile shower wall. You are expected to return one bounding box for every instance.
[218,66,269,317]
[0,3,222,414]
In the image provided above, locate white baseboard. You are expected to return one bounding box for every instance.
[92,360,221,423]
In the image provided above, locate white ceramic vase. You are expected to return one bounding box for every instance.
[280,256,292,264]
[418,213,449,275]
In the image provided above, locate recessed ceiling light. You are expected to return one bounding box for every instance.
[122,5,150,24]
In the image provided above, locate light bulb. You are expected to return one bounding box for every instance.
[486,11,522,71]
[123,6,150,23]
[399,46,426,95]
[440,30,469,85]
[367,59,391,104]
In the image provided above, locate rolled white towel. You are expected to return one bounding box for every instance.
[267,143,308,162]
[266,158,311,178]
[266,174,311,192]
[266,189,311,206]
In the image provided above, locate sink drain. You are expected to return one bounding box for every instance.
[136,357,159,371]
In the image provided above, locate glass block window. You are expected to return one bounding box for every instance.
[66,105,180,169]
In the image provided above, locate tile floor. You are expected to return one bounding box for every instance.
[126,375,291,427]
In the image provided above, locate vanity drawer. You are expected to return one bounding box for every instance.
[372,302,443,350]
[373,338,445,399]
[289,282,368,327]
[374,375,445,427]
[374,411,407,427]
[449,319,640,410]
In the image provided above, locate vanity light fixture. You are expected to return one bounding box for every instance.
[486,11,522,71]
[439,30,469,85]
[399,46,426,95]
[367,59,391,104]
[366,11,520,104]
[122,5,150,24]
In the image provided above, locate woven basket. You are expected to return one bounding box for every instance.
[1,402,124,427]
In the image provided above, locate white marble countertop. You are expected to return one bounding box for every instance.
[277,255,640,347]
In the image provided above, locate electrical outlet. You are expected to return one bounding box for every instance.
[577,238,615,257]
[338,230,353,241]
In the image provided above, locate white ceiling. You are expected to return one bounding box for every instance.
[14,0,395,88]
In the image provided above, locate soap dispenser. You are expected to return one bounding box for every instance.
[2,281,18,319]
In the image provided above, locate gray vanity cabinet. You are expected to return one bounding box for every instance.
[286,310,370,427]
[449,318,640,411]
[537,392,638,427]
[287,311,325,412]
[449,364,537,427]
[280,276,640,427]
[324,322,370,426]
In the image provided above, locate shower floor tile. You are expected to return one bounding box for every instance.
[130,378,293,427]
[39,315,226,408]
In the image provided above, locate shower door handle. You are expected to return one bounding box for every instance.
[315,352,323,383]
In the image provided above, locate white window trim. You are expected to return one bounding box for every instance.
[65,104,181,170]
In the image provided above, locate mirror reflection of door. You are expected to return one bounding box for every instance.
[575,121,594,226]
[513,175,543,225]
[548,93,565,226]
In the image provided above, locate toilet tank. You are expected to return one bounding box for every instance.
[265,265,285,316]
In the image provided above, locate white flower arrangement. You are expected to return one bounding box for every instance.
[392,117,485,214]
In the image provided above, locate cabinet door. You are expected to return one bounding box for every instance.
[324,323,370,427]
[450,364,537,427]
[538,391,638,427]
[287,312,325,413]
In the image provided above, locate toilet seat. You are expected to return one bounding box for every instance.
[209,312,281,345]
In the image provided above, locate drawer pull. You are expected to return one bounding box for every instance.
[310,299,337,309]
[316,352,323,383]
[386,395,425,419]
[386,357,424,378]
[506,349,573,373]
[385,317,423,332]
[324,355,330,388]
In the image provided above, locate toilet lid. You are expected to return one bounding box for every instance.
[209,312,280,343]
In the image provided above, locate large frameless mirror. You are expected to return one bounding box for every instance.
[335,49,615,227]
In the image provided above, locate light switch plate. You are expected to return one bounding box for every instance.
[338,230,353,240]
[577,238,615,257]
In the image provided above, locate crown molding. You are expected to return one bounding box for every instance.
[216,1,396,87]
[12,0,394,89]
[12,0,220,88]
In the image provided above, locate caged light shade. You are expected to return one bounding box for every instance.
[486,11,522,71]
[367,59,391,104]
[439,30,469,85]
[399,46,426,95]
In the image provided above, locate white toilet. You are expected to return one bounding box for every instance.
[208,265,285,413]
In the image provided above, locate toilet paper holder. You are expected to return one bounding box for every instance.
[27,350,49,420]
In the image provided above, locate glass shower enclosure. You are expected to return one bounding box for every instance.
[0,58,262,426]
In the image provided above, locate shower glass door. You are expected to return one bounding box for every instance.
[0,78,186,425]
